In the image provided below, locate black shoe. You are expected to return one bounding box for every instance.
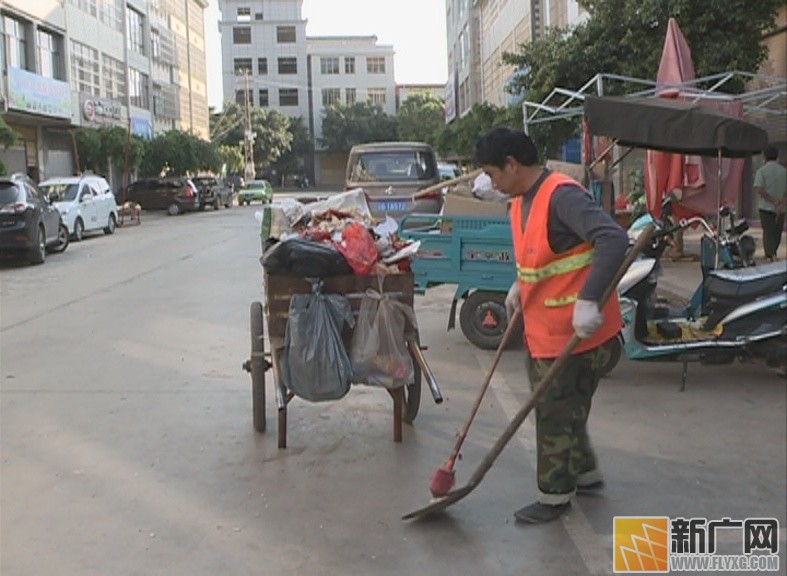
[576,480,605,494]
[514,501,571,524]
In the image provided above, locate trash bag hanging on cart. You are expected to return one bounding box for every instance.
[350,283,417,389]
[280,287,355,402]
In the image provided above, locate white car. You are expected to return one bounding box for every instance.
[39,175,119,241]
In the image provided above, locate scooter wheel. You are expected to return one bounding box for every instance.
[598,335,623,377]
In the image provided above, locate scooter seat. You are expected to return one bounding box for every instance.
[705,261,786,301]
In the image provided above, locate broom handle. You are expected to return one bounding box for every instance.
[467,223,657,486]
[447,307,523,463]
[412,168,483,200]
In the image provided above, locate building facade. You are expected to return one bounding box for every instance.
[0,0,209,184]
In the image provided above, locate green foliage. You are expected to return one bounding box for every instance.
[210,101,293,173]
[272,116,313,178]
[74,126,146,176]
[0,116,17,176]
[397,92,446,147]
[435,103,523,162]
[218,144,244,174]
[138,130,221,177]
[503,0,784,156]
[319,102,398,152]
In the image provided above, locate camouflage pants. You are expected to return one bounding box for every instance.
[526,342,613,503]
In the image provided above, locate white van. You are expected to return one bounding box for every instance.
[39,175,119,240]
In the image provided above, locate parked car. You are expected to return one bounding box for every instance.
[39,175,119,241]
[125,177,200,215]
[0,173,69,264]
[191,176,234,210]
[438,162,462,181]
[237,179,273,205]
[345,141,442,219]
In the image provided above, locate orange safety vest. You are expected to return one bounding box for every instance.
[510,172,622,358]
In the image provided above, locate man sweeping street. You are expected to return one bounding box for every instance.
[473,127,629,524]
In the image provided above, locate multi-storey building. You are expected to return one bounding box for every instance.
[0,0,210,184]
[446,0,587,118]
[218,0,397,186]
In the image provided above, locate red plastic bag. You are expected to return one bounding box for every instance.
[334,222,379,275]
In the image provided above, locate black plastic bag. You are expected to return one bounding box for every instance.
[261,237,352,277]
[280,289,355,402]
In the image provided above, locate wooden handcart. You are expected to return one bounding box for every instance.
[243,271,443,448]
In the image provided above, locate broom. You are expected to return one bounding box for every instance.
[429,308,523,497]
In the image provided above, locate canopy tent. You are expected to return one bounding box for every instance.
[583,95,769,158]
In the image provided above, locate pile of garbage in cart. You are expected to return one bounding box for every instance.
[258,189,420,277]
[256,189,420,400]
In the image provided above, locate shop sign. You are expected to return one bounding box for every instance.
[131,116,153,139]
[81,96,124,125]
[7,67,71,119]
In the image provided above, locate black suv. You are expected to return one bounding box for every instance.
[191,176,234,210]
[124,177,200,216]
[0,173,69,264]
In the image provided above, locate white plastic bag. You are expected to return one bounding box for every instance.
[350,284,417,390]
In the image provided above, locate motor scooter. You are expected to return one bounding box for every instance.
[606,195,786,388]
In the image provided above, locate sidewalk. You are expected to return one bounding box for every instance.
[656,228,787,302]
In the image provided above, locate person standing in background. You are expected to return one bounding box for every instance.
[754,146,787,262]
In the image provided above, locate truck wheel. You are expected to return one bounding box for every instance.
[250,301,266,433]
[167,203,181,216]
[459,291,509,350]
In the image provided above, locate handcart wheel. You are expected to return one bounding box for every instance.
[459,291,510,350]
[250,301,266,432]
[402,346,422,424]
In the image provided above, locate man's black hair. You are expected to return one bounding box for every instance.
[473,126,539,169]
[764,146,778,161]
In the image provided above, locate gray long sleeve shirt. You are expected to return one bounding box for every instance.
[518,169,629,301]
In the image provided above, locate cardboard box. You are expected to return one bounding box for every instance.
[440,194,509,232]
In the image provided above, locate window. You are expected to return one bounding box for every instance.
[235,89,251,105]
[278,57,297,74]
[366,57,385,74]
[258,89,269,106]
[368,88,386,106]
[257,58,267,75]
[37,29,63,79]
[70,0,98,17]
[126,7,145,54]
[254,12,264,20]
[102,54,126,100]
[236,7,251,22]
[320,57,339,75]
[128,67,149,108]
[151,28,161,60]
[344,57,355,74]
[71,40,100,95]
[234,58,252,74]
[276,25,295,43]
[345,88,356,105]
[321,88,340,106]
[279,88,298,106]
[3,16,27,70]
[98,0,122,31]
[233,26,251,44]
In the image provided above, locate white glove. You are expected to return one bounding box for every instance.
[505,281,521,321]
[572,299,604,339]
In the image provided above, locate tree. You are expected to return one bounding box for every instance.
[138,130,220,177]
[271,116,313,180]
[0,116,18,176]
[319,102,398,152]
[503,0,784,157]
[218,144,244,174]
[397,92,446,147]
[74,125,144,176]
[210,101,293,174]
[435,103,523,162]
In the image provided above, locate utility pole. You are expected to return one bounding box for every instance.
[240,69,255,182]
